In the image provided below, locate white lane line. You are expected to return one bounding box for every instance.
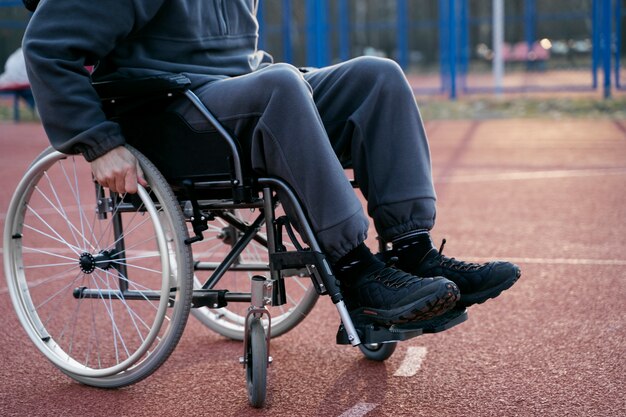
[435,167,626,183]
[0,254,626,295]
[468,257,626,266]
[394,346,427,377]
[3,256,622,296]
[338,403,378,417]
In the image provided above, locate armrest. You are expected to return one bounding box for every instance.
[92,74,191,101]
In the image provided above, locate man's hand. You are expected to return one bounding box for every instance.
[90,146,148,194]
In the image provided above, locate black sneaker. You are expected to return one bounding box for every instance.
[341,262,460,326]
[411,240,521,307]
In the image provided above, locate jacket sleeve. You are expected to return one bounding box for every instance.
[22,0,166,161]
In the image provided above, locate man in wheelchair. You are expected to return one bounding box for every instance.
[22,0,520,328]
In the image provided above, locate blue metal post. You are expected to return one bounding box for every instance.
[459,0,469,92]
[306,0,316,66]
[524,0,536,48]
[602,0,611,98]
[591,0,600,89]
[397,0,409,69]
[257,0,265,51]
[524,0,537,70]
[439,0,449,94]
[281,0,293,63]
[615,0,622,89]
[13,93,20,123]
[448,0,457,99]
[524,0,536,71]
[338,0,350,61]
[320,0,330,67]
[308,0,330,67]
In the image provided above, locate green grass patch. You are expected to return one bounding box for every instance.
[418,96,626,120]
[0,99,39,122]
[2,95,625,123]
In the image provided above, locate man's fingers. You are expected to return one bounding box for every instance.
[90,146,143,194]
[115,170,127,194]
[98,178,110,191]
[124,166,139,194]
[137,163,148,187]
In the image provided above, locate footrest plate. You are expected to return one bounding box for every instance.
[336,308,468,345]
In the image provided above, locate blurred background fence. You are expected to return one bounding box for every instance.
[1,0,625,99]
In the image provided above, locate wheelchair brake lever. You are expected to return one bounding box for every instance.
[182,180,209,245]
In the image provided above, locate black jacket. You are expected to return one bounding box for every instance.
[23,0,271,161]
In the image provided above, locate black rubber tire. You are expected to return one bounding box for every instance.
[246,317,268,408]
[358,342,398,361]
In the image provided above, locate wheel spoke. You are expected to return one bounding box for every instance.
[23,223,84,254]
[36,175,89,253]
[91,271,151,348]
[25,205,83,256]
[59,159,92,252]
[35,271,84,310]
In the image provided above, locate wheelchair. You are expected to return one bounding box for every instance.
[3,74,468,407]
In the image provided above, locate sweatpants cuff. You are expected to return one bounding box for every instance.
[315,210,370,262]
[373,197,436,242]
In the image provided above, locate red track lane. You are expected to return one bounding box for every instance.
[1,119,625,417]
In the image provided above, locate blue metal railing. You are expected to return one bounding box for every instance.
[255,0,620,98]
[1,1,623,98]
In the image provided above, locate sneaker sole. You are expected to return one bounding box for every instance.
[349,281,460,326]
[459,265,522,307]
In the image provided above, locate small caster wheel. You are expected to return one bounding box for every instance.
[246,317,268,408]
[358,342,397,361]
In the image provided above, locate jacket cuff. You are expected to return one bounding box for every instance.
[55,120,126,162]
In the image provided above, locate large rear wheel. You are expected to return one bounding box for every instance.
[4,146,193,387]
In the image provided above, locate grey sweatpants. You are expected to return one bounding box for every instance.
[172,56,436,262]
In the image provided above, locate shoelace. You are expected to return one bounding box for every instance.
[373,264,421,289]
[435,239,483,272]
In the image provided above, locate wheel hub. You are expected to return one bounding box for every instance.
[218,226,238,245]
[78,250,114,274]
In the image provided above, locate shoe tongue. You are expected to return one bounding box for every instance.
[393,238,436,271]
[345,259,386,287]
[362,258,386,275]
[334,245,383,285]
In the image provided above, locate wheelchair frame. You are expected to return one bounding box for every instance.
[4,74,467,408]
